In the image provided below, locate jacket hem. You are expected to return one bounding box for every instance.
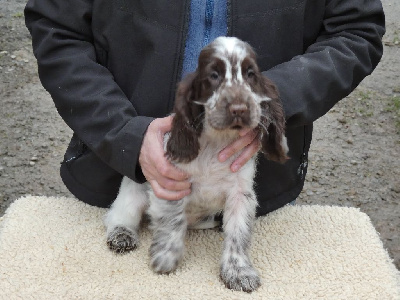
[60,163,118,208]
[256,180,305,217]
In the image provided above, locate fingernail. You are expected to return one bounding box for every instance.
[219,153,227,162]
[239,128,250,137]
[232,164,239,172]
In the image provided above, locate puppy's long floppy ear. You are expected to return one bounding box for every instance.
[166,72,204,163]
[259,77,289,163]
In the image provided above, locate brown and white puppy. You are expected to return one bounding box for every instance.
[104,37,288,292]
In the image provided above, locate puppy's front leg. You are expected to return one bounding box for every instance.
[148,197,187,274]
[220,190,260,292]
[105,177,149,253]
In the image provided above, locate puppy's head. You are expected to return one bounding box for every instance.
[167,37,289,163]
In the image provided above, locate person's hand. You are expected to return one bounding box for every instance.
[139,116,191,200]
[218,128,260,172]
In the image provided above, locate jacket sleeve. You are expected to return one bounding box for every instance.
[24,0,152,183]
[264,0,385,127]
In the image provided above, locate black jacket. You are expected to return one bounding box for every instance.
[25,0,385,215]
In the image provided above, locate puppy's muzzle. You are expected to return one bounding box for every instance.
[219,87,254,130]
[228,103,250,129]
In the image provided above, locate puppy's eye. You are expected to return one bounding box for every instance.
[247,68,255,78]
[209,71,219,81]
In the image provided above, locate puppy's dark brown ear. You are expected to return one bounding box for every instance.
[166,72,204,163]
[259,77,289,163]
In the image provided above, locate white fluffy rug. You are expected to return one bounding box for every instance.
[0,196,399,299]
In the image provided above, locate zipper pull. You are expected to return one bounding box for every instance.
[297,153,308,179]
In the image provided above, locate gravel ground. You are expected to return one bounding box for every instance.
[0,0,399,269]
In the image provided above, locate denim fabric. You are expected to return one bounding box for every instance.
[181,0,227,78]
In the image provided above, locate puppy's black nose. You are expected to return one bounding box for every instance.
[229,103,248,117]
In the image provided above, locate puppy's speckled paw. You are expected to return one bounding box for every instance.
[149,240,184,274]
[220,264,261,293]
[107,226,139,254]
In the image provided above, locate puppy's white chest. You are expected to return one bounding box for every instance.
[176,143,256,224]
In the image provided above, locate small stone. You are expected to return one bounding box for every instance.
[29,161,35,166]
[347,189,357,196]
[31,156,38,161]
[390,184,400,194]
[10,55,16,59]
[350,160,357,165]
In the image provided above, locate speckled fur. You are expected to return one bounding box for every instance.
[104,37,288,292]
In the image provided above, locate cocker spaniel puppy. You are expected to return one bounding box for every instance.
[105,37,288,292]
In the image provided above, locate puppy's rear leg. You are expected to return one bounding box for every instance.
[104,177,149,254]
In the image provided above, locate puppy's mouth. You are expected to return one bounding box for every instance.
[229,115,255,130]
[208,116,254,131]
[230,119,248,130]
[209,122,249,131]
[231,125,243,130]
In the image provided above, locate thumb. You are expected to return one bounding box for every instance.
[158,115,174,134]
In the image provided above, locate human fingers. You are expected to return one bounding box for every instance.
[230,137,261,172]
[159,158,191,182]
[149,179,191,201]
[238,127,253,137]
[218,129,259,162]
[141,150,191,187]
[140,138,190,187]
[151,116,191,182]
[141,117,189,176]
[157,115,174,134]
[139,117,191,197]
[155,161,192,190]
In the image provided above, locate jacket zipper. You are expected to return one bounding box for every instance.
[297,125,309,179]
[63,139,88,164]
